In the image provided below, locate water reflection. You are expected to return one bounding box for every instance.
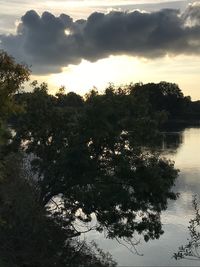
[174,195,200,261]
[158,131,184,154]
[87,127,200,266]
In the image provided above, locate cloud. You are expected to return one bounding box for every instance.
[1,2,200,74]
[182,1,200,25]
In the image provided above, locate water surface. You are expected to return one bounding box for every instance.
[87,127,200,266]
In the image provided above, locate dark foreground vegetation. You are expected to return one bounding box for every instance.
[1,50,199,266]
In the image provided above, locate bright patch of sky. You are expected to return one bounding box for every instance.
[46,55,200,100]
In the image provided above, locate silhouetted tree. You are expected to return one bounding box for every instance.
[13,82,179,245]
[0,51,117,267]
[130,82,185,119]
[1,51,184,266]
[0,50,29,145]
[0,153,117,267]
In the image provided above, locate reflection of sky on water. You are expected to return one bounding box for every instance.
[86,127,200,266]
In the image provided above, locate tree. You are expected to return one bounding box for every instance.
[0,51,116,267]
[0,153,117,267]
[0,50,29,146]
[0,50,29,120]
[130,82,185,119]
[13,82,179,245]
[0,50,29,178]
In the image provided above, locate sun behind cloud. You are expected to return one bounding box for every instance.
[49,55,140,94]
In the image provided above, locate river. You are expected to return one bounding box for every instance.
[86,127,200,266]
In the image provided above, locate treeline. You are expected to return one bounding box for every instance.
[0,50,191,267]
[15,80,199,129]
[118,82,200,125]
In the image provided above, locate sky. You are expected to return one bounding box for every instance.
[1,0,200,99]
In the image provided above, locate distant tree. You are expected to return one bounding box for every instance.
[130,82,185,119]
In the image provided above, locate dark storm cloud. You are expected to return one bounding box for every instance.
[1,2,200,74]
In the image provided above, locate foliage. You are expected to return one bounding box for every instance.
[129,82,185,119]
[0,51,117,267]
[0,50,30,146]
[1,50,189,266]
[12,82,179,244]
[174,195,200,261]
[0,153,117,267]
[0,50,30,120]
